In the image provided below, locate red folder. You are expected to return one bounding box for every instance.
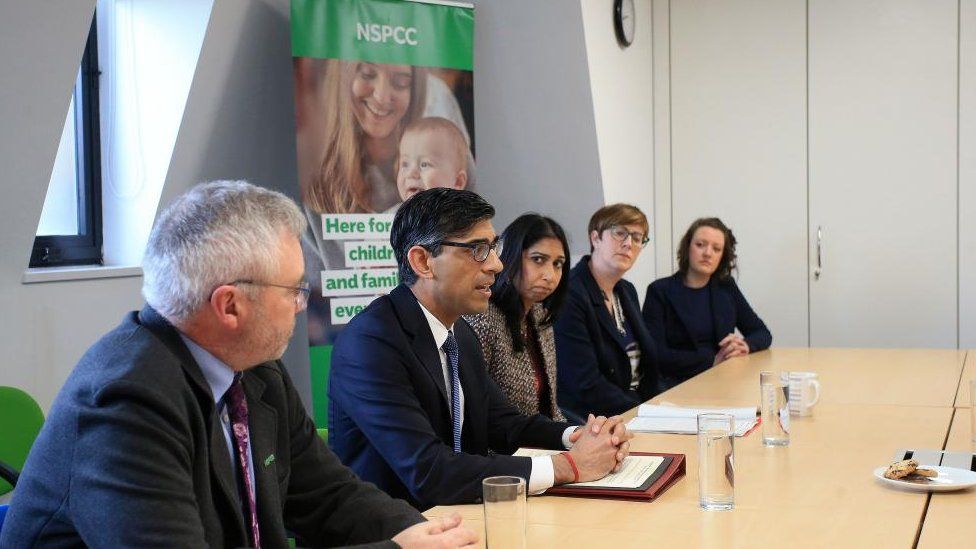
[543,452,686,502]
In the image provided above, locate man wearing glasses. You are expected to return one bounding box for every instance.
[329,188,633,510]
[1,181,478,548]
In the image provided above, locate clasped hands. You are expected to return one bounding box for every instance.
[714,333,750,365]
[555,413,634,484]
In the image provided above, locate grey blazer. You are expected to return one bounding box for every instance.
[0,306,422,548]
[465,302,565,422]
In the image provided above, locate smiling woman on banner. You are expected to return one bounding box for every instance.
[293,57,475,344]
[642,217,772,392]
[464,214,571,421]
[297,59,428,215]
[553,204,660,421]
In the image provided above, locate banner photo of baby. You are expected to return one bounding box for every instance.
[291,0,475,424]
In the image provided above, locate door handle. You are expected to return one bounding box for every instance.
[814,226,823,280]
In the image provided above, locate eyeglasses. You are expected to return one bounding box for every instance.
[231,279,311,311]
[607,225,649,248]
[437,238,503,263]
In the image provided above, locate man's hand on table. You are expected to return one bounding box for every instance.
[557,414,634,483]
[393,513,478,548]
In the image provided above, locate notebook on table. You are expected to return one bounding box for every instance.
[513,448,686,501]
[625,404,759,436]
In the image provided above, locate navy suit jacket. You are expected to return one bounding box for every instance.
[0,306,421,548]
[642,273,772,390]
[328,285,569,510]
[553,257,660,418]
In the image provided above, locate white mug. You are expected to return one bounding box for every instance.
[788,372,821,416]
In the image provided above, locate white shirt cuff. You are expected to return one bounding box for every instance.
[527,426,580,495]
[561,426,578,449]
[527,456,555,494]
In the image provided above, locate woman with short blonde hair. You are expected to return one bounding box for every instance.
[554,204,660,420]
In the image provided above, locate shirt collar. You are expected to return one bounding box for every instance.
[179,333,236,404]
[417,301,453,348]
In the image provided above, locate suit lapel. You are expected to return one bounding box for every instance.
[663,276,709,345]
[709,281,735,341]
[138,306,248,540]
[454,325,483,449]
[617,287,646,344]
[532,305,561,413]
[576,259,626,350]
[242,371,285,543]
[390,285,450,407]
[208,409,248,540]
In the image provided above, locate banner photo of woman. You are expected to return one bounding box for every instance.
[291,0,475,424]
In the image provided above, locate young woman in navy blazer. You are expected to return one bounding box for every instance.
[643,217,771,391]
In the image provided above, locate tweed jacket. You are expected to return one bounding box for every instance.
[465,302,566,422]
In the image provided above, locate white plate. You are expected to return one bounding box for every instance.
[873,465,976,492]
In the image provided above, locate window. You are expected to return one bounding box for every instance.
[32,18,102,267]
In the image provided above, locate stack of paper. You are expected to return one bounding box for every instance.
[626,404,758,436]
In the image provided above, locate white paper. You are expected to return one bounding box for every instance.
[513,448,665,489]
[626,404,759,436]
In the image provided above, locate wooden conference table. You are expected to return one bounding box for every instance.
[425,348,973,548]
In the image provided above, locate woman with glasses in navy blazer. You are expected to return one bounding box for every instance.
[643,217,771,392]
[554,204,660,420]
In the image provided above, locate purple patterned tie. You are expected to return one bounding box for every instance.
[226,375,261,548]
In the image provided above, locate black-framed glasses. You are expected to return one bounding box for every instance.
[231,279,311,311]
[437,238,503,262]
[608,225,649,248]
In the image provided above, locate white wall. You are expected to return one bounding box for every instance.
[654,0,969,349]
[961,0,976,348]
[667,0,808,346]
[468,0,606,260]
[580,0,657,296]
[0,1,145,411]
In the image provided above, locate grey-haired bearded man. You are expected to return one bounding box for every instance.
[0,181,476,548]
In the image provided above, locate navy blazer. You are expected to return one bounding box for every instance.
[1,306,421,548]
[329,285,569,510]
[553,257,660,418]
[642,273,772,390]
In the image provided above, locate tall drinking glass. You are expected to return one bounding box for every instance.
[760,371,790,446]
[698,413,735,510]
[483,476,526,548]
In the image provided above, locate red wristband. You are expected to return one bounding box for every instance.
[561,451,580,483]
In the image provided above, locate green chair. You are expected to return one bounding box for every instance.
[0,386,45,495]
[316,428,328,444]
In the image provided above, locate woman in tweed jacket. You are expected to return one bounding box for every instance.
[464,214,571,421]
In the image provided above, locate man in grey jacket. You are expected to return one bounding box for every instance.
[0,181,475,548]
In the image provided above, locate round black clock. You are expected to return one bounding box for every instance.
[614,0,636,47]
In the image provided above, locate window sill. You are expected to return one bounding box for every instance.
[22,264,143,284]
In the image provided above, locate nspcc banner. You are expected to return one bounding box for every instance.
[292,0,475,425]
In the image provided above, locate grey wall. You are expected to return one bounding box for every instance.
[468,0,605,256]
[160,0,314,404]
[0,1,147,411]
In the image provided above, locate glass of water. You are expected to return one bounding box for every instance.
[760,370,791,446]
[483,476,526,548]
[698,413,735,510]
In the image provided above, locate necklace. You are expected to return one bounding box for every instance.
[602,290,627,335]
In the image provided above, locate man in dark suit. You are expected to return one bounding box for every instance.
[329,189,632,510]
[0,181,476,548]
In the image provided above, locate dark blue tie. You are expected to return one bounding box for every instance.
[442,331,462,453]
